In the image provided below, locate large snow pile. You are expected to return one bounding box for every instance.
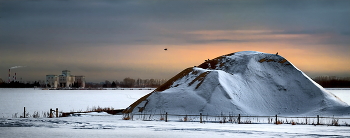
[124,51,349,116]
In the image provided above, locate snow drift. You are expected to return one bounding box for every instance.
[124,51,349,116]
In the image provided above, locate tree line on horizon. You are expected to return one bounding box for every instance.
[313,76,350,88]
[97,77,168,88]
[0,77,167,88]
[0,76,349,88]
[0,80,41,88]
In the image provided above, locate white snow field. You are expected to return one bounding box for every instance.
[0,88,350,137]
[125,51,350,116]
[1,115,350,138]
[0,88,152,118]
[1,51,350,137]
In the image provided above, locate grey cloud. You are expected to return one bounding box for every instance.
[340,31,350,36]
[1,0,350,81]
[1,0,350,50]
[183,38,260,44]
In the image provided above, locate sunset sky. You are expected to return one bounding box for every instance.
[1,0,349,83]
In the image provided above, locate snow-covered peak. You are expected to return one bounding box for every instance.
[124,51,350,116]
[229,51,263,55]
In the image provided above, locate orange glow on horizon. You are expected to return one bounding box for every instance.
[45,29,349,80]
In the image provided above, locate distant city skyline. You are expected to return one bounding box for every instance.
[1,0,349,82]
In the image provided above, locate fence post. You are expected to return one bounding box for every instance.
[238,114,241,124]
[305,117,308,124]
[165,112,168,122]
[49,108,53,118]
[23,107,26,118]
[200,113,202,123]
[56,108,59,118]
[275,115,278,124]
[317,115,320,125]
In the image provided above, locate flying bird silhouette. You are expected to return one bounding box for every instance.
[164,48,167,51]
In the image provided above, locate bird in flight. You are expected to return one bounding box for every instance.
[164,48,167,51]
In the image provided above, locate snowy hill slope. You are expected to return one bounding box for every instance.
[124,51,349,116]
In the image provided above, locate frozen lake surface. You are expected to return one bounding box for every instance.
[0,88,350,137]
[0,88,152,118]
[1,115,350,138]
[327,89,350,104]
[1,88,349,118]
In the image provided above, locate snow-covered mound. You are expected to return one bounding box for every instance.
[124,51,349,116]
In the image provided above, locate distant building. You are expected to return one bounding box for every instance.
[46,75,58,88]
[46,70,85,88]
[74,76,86,88]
